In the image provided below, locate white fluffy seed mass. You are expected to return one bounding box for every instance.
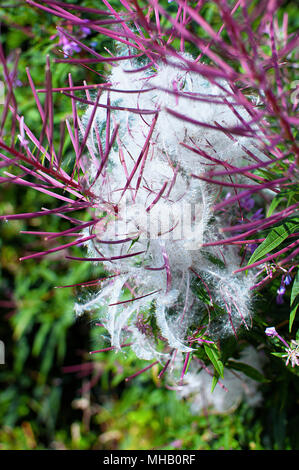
[75,53,263,408]
[176,346,265,413]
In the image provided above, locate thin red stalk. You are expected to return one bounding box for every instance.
[144,265,166,271]
[19,234,96,261]
[0,131,92,198]
[36,168,88,200]
[120,113,158,200]
[109,290,160,306]
[68,73,81,179]
[125,361,159,382]
[160,244,172,293]
[89,343,133,354]
[89,123,119,188]
[191,173,285,190]
[3,171,76,204]
[96,237,134,245]
[66,250,145,262]
[193,357,228,392]
[278,246,299,268]
[76,88,102,169]
[195,0,242,63]
[269,18,287,111]
[40,0,111,15]
[149,0,236,73]
[166,107,254,137]
[37,82,154,94]
[189,267,214,307]
[45,55,56,165]
[55,274,118,289]
[179,352,190,384]
[26,0,88,21]
[11,114,87,198]
[202,215,292,248]
[146,181,168,212]
[46,220,97,240]
[204,153,290,178]
[0,47,19,143]
[221,201,299,233]
[57,120,65,168]
[56,26,111,63]
[0,202,90,221]
[158,359,171,379]
[20,231,81,237]
[234,239,299,274]
[213,178,290,211]
[26,67,53,163]
[102,0,148,52]
[61,91,157,115]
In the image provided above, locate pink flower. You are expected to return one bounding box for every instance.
[282,341,299,368]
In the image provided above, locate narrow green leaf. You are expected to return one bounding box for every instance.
[32,322,51,357]
[271,352,286,359]
[227,360,267,383]
[266,197,282,217]
[211,374,219,393]
[184,353,193,376]
[127,236,140,252]
[290,269,299,332]
[248,219,299,266]
[204,344,224,378]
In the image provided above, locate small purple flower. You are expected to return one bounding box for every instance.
[265,329,298,368]
[282,340,299,368]
[251,208,264,221]
[51,31,81,57]
[90,41,98,50]
[9,71,22,88]
[240,194,255,212]
[170,439,183,448]
[265,326,277,337]
[277,285,286,296]
[276,286,285,305]
[80,25,91,38]
[265,326,290,348]
[276,272,293,304]
[276,284,286,304]
[284,273,292,286]
[61,39,81,57]
[249,243,258,254]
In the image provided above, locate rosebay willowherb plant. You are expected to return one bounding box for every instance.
[0,0,298,409]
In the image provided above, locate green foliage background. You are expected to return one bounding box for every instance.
[0,0,299,450]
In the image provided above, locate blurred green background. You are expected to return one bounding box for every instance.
[0,0,299,450]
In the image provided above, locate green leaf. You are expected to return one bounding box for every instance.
[211,373,219,393]
[202,251,225,270]
[204,344,224,378]
[32,322,51,357]
[248,219,299,266]
[266,197,283,218]
[290,269,299,332]
[184,353,193,376]
[127,236,140,252]
[271,352,286,359]
[227,361,267,383]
